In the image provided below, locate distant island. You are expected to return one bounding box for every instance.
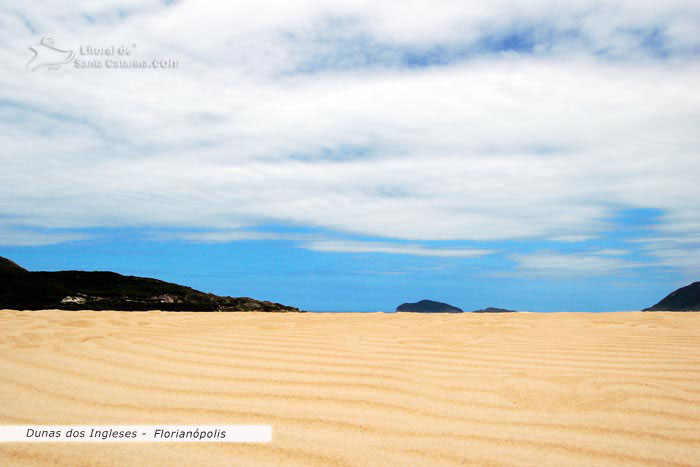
[644,282,700,311]
[471,307,519,313]
[396,300,463,313]
[0,256,301,312]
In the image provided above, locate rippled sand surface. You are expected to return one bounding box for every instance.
[1,310,699,466]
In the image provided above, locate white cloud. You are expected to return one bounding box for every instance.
[632,235,700,278]
[175,230,494,257]
[175,230,315,243]
[0,228,91,246]
[301,240,494,257]
[510,251,644,277]
[549,235,598,243]
[0,0,698,262]
[595,249,630,256]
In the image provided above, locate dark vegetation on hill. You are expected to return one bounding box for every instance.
[0,257,301,312]
[644,282,700,311]
[0,257,27,273]
[396,299,463,313]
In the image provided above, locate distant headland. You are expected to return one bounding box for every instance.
[0,256,301,312]
[644,282,700,312]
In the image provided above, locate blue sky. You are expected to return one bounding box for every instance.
[1,1,699,311]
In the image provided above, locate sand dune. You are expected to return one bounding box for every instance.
[1,310,699,466]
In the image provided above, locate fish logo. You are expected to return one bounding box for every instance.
[26,37,74,71]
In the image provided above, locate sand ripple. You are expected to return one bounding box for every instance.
[1,310,699,466]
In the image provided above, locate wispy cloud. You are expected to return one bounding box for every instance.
[175,230,494,258]
[0,1,698,281]
[0,227,91,246]
[510,251,645,277]
[301,240,494,257]
[631,234,700,277]
[177,230,321,243]
[549,235,598,243]
[595,249,630,256]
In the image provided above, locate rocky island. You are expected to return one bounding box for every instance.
[396,299,463,313]
[471,307,519,313]
[0,256,301,312]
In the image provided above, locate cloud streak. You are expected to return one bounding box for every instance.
[301,240,494,257]
[0,227,91,247]
[510,251,644,277]
[176,230,494,257]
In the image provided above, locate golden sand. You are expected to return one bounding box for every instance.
[0,310,699,466]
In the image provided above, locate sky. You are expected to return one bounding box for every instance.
[1,0,699,311]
